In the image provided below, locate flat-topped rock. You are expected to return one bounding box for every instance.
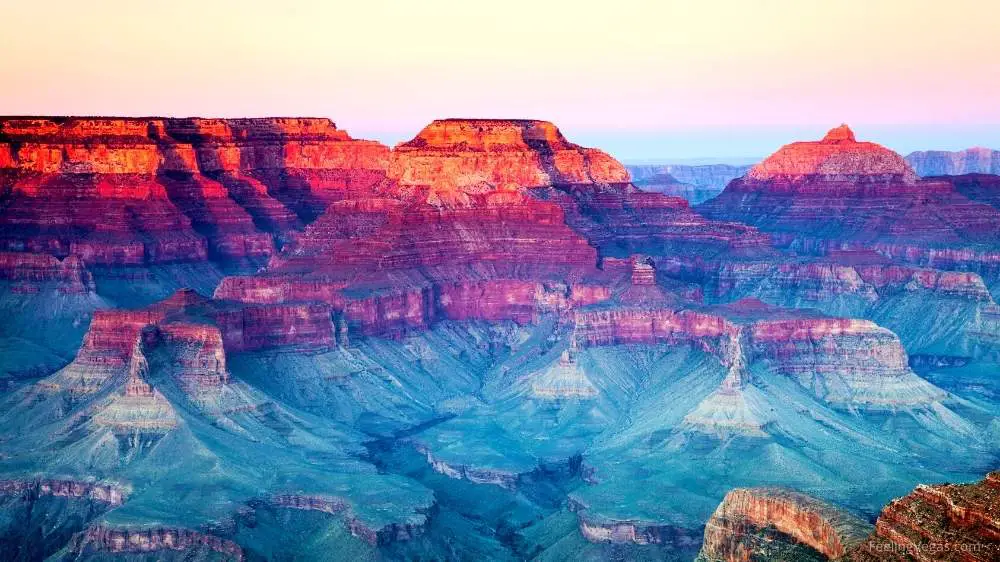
[390,118,629,188]
[396,119,576,152]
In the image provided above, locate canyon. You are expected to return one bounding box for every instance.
[0,117,998,560]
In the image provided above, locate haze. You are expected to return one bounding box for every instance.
[3,0,999,159]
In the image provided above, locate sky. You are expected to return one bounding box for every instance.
[2,0,999,160]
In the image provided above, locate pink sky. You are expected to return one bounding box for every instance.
[2,0,999,158]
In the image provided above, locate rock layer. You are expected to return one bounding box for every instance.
[0,117,391,264]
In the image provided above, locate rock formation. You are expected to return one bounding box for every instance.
[0,478,127,507]
[0,251,94,293]
[69,525,243,560]
[0,117,390,265]
[2,115,999,560]
[390,119,629,189]
[697,487,872,561]
[698,472,1000,562]
[698,125,1000,273]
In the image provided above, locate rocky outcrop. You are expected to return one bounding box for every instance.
[664,255,996,304]
[414,442,520,490]
[90,340,179,434]
[530,345,599,399]
[578,516,697,546]
[213,302,338,351]
[697,487,872,561]
[216,274,608,338]
[270,188,599,277]
[573,308,741,353]
[852,471,999,561]
[267,494,425,545]
[742,124,918,185]
[70,525,243,559]
[0,251,94,293]
[38,309,167,396]
[0,478,127,507]
[906,148,1000,177]
[575,297,943,409]
[155,322,230,388]
[162,117,390,223]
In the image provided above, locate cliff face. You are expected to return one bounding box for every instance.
[0,251,94,293]
[210,119,649,336]
[573,286,943,410]
[70,525,243,560]
[906,148,1000,177]
[0,117,390,264]
[697,487,872,561]
[0,478,127,507]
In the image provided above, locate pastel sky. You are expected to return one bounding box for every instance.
[2,0,999,160]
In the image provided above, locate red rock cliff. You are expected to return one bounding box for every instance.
[0,116,391,264]
[697,487,872,561]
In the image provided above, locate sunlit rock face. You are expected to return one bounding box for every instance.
[744,124,918,185]
[390,119,630,189]
[0,117,392,264]
[697,487,872,561]
[698,125,1000,272]
[747,318,947,409]
[907,147,1000,176]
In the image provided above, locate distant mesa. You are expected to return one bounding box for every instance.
[743,124,918,184]
[396,118,577,152]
